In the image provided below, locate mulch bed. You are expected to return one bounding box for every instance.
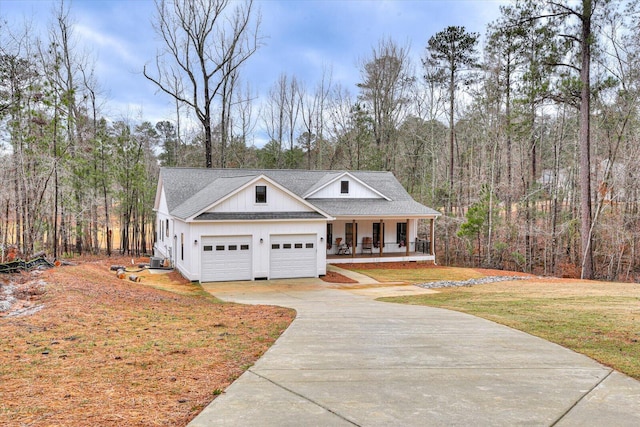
[320,271,358,284]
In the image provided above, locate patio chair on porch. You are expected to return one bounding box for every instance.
[362,237,373,254]
[336,238,351,255]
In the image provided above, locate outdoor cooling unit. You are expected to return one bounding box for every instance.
[150,257,163,268]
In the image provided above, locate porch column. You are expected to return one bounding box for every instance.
[380,219,384,257]
[430,218,435,256]
[351,219,356,258]
[406,218,410,256]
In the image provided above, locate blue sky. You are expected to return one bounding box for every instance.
[1,0,508,131]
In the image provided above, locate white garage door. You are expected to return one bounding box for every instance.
[270,234,317,279]
[201,236,252,282]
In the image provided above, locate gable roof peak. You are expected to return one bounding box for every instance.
[303,170,391,200]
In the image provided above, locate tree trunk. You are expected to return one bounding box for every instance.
[579,0,594,279]
[448,67,455,212]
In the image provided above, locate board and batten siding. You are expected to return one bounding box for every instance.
[186,220,326,281]
[308,179,381,199]
[212,179,313,213]
[156,189,170,215]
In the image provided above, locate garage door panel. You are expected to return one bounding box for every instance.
[201,236,252,282]
[270,234,316,279]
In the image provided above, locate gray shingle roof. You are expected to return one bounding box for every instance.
[194,212,326,221]
[310,199,440,217]
[302,171,344,197]
[159,168,440,220]
[172,175,256,220]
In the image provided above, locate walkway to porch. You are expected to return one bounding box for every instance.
[327,251,435,264]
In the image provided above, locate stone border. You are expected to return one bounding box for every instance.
[416,275,531,289]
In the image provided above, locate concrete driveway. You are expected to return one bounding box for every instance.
[189,268,640,426]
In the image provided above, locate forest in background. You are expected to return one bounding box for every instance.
[2,0,640,281]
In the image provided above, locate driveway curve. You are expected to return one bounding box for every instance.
[190,275,640,427]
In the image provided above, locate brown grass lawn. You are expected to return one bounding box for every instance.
[4,259,639,425]
[353,263,640,381]
[0,258,294,427]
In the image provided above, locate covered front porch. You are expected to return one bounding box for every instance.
[325,216,436,264]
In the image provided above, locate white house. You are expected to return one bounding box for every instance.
[153,168,440,282]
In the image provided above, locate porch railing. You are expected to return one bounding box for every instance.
[415,238,431,255]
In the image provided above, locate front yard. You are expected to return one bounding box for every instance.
[0,258,294,426]
[339,262,640,381]
[3,259,639,425]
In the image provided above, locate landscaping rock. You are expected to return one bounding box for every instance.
[416,275,531,289]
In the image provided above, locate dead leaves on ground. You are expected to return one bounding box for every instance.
[0,258,294,426]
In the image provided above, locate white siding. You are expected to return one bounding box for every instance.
[181,220,327,281]
[172,220,196,279]
[154,188,173,260]
[156,189,169,215]
[211,178,313,213]
[308,178,382,199]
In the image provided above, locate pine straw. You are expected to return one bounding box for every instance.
[0,258,294,426]
[320,271,358,284]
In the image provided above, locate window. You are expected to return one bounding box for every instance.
[295,243,303,249]
[181,233,184,260]
[345,222,357,246]
[326,224,333,248]
[373,222,384,248]
[397,222,407,246]
[340,180,349,194]
[255,185,267,203]
[283,243,292,249]
[228,245,237,250]
[216,245,225,251]
[305,243,314,249]
[272,244,280,249]
[203,245,213,251]
[165,219,169,237]
[240,244,249,250]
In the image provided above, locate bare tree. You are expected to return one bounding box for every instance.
[357,38,413,171]
[144,0,261,168]
[298,67,332,169]
[261,73,302,168]
[47,0,97,256]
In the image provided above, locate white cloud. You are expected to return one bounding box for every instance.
[74,23,139,65]
[3,0,510,130]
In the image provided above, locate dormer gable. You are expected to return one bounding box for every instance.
[190,174,332,220]
[305,172,390,200]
